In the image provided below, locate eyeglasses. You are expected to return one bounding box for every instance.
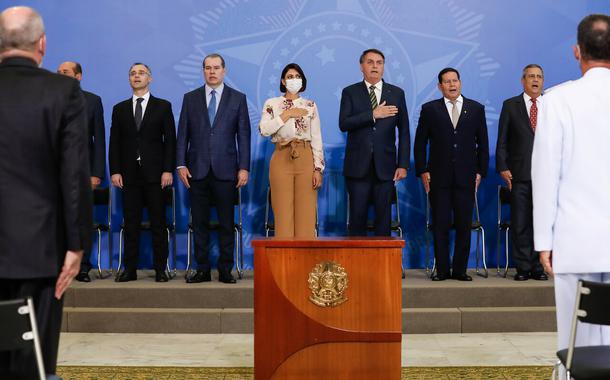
[129,71,150,77]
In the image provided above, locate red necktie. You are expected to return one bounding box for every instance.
[530,98,538,133]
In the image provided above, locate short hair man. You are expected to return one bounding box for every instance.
[109,63,176,283]
[339,48,410,237]
[532,14,610,376]
[0,6,92,377]
[57,60,106,283]
[414,67,489,281]
[496,64,547,281]
[176,53,251,284]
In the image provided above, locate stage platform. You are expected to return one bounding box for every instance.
[62,269,556,334]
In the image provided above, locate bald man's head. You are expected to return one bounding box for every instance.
[0,6,45,62]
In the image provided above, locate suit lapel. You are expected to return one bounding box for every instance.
[124,98,138,133]
[517,94,534,135]
[380,81,391,104]
[139,95,155,131]
[457,97,469,128]
[199,86,211,128]
[213,86,231,129]
[435,98,454,130]
[359,81,373,111]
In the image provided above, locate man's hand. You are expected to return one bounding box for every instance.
[373,101,398,120]
[111,174,123,189]
[236,169,249,188]
[161,172,173,188]
[312,170,323,189]
[178,167,191,189]
[91,176,101,190]
[539,250,553,278]
[393,168,407,182]
[475,173,482,191]
[500,170,513,191]
[421,172,431,194]
[55,250,83,299]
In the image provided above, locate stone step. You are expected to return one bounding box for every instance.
[62,306,556,334]
[64,270,554,309]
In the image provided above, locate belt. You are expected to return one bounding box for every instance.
[275,140,310,159]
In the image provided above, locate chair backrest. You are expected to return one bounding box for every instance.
[577,280,610,326]
[0,297,46,379]
[162,186,175,227]
[93,187,110,206]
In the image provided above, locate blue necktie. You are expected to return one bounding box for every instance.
[208,89,216,126]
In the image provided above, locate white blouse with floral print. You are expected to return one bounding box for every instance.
[259,96,325,172]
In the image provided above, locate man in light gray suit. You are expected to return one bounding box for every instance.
[532,13,610,377]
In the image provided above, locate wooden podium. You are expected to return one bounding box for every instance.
[253,237,403,379]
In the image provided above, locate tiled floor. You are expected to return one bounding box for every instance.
[58,332,557,367]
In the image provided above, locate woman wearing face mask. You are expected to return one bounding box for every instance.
[259,63,324,238]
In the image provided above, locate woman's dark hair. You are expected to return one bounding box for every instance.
[280,63,307,93]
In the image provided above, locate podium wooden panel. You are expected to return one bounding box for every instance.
[253,237,403,380]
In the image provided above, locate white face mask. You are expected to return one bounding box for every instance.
[285,78,302,94]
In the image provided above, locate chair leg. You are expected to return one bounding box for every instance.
[476,227,488,278]
[234,226,243,279]
[96,229,103,278]
[496,228,501,277]
[108,227,114,276]
[425,229,433,278]
[186,228,193,279]
[116,228,124,277]
[165,228,175,279]
[503,228,510,277]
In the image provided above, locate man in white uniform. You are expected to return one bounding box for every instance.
[532,13,610,375]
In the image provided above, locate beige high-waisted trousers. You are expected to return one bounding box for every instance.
[269,140,317,238]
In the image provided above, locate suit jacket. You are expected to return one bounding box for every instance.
[176,84,251,181]
[532,68,610,273]
[495,93,534,181]
[414,97,489,188]
[83,90,106,179]
[339,80,410,181]
[0,57,92,279]
[109,95,176,185]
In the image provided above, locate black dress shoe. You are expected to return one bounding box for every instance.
[452,273,473,281]
[431,273,450,281]
[155,270,169,282]
[115,270,137,282]
[514,272,529,281]
[186,270,211,283]
[219,270,237,284]
[531,272,548,281]
[75,271,91,283]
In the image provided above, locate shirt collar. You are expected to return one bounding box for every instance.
[364,80,382,91]
[523,92,542,104]
[444,95,463,105]
[132,92,150,103]
[206,82,224,97]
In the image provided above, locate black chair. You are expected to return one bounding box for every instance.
[553,280,610,380]
[425,190,487,278]
[0,297,46,380]
[117,186,177,279]
[186,187,244,279]
[496,185,511,277]
[265,186,319,237]
[92,187,113,279]
[346,185,404,278]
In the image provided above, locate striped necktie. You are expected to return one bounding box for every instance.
[369,85,378,109]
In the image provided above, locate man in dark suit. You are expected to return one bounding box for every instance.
[109,63,176,283]
[414,67,489,281]
[176,53,251,284]
[0,6,92,377]
[339,48,410,236]
[57,60,106,283]
[496,64,547,281]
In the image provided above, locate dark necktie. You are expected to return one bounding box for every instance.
[369,85,378,109]
[530,97,538,133]
[208,89,217,126]
[135,97,144,131]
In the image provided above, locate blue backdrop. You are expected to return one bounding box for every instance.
[15,0,610,270]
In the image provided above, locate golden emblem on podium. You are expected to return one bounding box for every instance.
[308,261,348,307]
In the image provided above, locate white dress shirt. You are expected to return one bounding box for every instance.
[364,79,382,106]
[205,82,224,113]
[523,92,542,117]
[132,92,150,117]
[532,67,610,273]
[443,95,463,119]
